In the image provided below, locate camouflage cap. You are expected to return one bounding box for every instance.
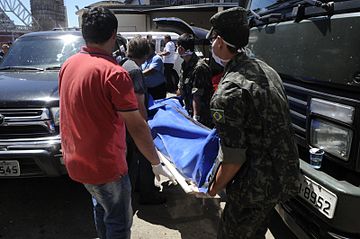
[206,7,249,49]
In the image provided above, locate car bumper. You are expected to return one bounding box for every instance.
[0,135,66,177]
[277,159,360,239]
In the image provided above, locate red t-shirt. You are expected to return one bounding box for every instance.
[59,46,138,184]
[211,72,223,92]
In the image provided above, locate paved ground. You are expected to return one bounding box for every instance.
[132,182,222,239]
[0,176,296,239]
[131,180,284,239]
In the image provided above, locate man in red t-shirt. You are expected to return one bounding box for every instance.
[59,7,174,239]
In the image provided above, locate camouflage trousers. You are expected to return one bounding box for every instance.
[217,199,276,239]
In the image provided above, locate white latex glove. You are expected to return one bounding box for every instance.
[152,163,176,184]
[192,115,200,121]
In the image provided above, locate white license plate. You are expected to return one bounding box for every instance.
[0,160,20,176]
[298,175,337,219]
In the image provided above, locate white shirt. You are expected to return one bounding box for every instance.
[163,41,176,64]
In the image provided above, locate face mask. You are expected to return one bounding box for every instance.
[211,48,230,67]
[177,47,193,58]
[212,48,223,66]
[211,37,230,66]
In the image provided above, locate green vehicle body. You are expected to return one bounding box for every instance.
[242,0,360,238]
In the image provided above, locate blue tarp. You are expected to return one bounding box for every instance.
[148,98,219,192]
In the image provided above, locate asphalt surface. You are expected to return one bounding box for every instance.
[0,176,297,239]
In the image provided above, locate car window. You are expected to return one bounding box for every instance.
[1,34,84,69]
[250,0,281,11]
[250,0,348,12]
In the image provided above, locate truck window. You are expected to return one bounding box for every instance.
[250,0,279,11]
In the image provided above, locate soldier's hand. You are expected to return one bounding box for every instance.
[192,115,200,121]
[152,163,177,184]
[193,191,214,198]
[208,182,217,197]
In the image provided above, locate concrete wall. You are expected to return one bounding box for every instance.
[76,4,223,32]
[115,10,220,32]
[116,14,147,32]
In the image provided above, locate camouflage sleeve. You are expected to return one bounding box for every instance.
[191,63,211,96]
[178,69,185,91]
[211,81,248,165]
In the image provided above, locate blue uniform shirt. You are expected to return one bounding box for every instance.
[141,53,166,88]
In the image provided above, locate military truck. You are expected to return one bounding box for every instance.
[241,0,360,238]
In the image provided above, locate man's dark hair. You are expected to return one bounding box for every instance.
[81,7,118,44]
[127,36,150,59]
[164,34,171,41]
[177,33,195,52]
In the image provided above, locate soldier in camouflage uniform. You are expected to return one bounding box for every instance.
[206,7,300,239]
[177,33,213,127]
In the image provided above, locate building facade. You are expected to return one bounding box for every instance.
[30,0,68,31]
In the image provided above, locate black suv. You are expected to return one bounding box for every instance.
[0,28,126,178]
[0,30,134,178]
[242,0,360,238]
[0,30,85,177]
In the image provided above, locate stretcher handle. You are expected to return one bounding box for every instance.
[156,149,197,194]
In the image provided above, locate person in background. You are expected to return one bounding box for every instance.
[0,44,9,62]
[158,34,177,93]
[122,36,166,205]
[206,7,300,239]
[142,42,167,100]
[146,34,153,43]
[59,7,174,239]
[176,33,213,127]
[114,34,127,64]
[208,57,224,92]
[121,35,149,119]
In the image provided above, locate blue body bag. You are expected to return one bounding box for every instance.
[148,98,219,192]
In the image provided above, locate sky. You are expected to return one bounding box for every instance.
[12,0,100,27]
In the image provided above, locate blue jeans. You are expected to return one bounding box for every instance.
[84,175,133,239]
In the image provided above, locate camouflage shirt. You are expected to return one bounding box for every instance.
[179,53,213,127]
[210,52,300,204]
